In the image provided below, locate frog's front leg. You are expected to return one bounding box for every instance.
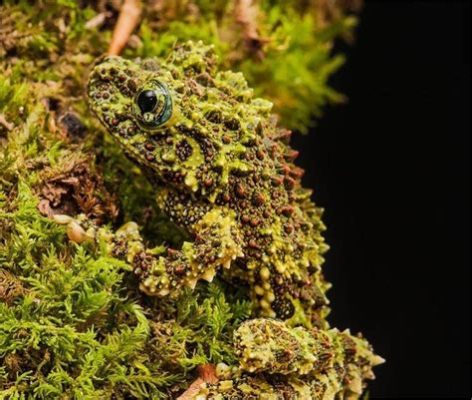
[55,202,243,298]
[137,206,244,296]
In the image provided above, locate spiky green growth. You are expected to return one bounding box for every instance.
[0,183,174,399]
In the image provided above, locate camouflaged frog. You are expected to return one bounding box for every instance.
[87,41,330,325]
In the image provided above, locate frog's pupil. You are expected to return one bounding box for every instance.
[137,90,158,113]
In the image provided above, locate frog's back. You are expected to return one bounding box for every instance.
[159,42,331,324]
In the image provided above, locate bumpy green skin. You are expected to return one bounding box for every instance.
[234,318,334,375]
[197,318,383,399]
[87,41,329,324]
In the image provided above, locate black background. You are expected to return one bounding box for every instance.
[293,1,470,398]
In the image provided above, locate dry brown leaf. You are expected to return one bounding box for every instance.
[38,159,119,224]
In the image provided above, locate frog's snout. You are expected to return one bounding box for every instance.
[88,57,121,96]
[88,56,138,117]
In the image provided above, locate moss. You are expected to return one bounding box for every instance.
[0,184,175,399]
[0,181,250,398]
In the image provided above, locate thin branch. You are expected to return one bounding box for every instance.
[85,12,111,30]
[234,0,268,59]
[108,0,143,56]
[177,364,218,400]
[235,0,259,41]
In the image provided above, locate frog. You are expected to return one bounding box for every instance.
[87,41,331,326]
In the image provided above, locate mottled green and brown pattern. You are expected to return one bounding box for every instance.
[195,319,383,399]
[87,41,330,325]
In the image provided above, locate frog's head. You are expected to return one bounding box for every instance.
[88,43,252,194]
[88,55,199,190]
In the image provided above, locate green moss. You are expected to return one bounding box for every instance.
[0,184,175,399]
[0,183,251,398]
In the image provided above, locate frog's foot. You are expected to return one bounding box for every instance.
[53,214,142,252]
[195,319,384,399]
[137,208,244,297]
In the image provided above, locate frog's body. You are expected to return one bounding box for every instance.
[88,42,330,325]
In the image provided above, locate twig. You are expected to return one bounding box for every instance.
[85,12,111,30]
[235,0,259,42]
[234,0,268,59]
[177,364,218,400]
[108,0,143,56]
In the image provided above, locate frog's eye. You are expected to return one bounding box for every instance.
[137,90,158,113]
[134,81,173,128]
